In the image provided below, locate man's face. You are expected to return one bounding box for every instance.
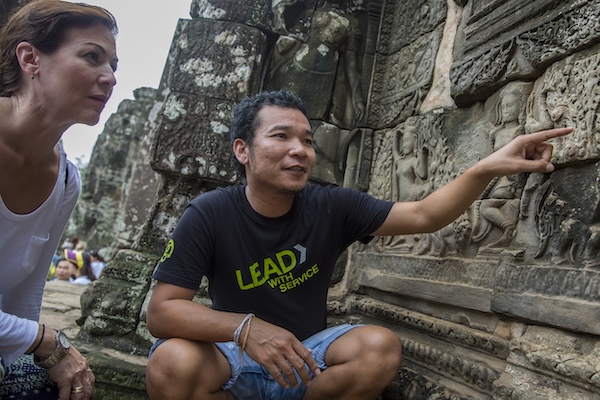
[237,105,316,195]
[55,260,73,281]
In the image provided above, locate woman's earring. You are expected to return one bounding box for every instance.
[31,72,36,80]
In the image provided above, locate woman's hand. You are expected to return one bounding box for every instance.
[46,346,94,400]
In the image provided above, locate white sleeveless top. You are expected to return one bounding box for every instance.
[0,145,80,366]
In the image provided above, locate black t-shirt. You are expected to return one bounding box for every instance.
[153,184,393,340]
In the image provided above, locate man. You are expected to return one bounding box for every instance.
[145,90,572,400]
[53,257,73,281]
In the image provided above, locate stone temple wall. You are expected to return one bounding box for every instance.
[58,0,600,398]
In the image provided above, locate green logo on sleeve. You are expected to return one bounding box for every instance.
[160,239,175,263]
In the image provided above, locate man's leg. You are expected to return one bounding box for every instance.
[303,326,402,400]
[146,338,234,400]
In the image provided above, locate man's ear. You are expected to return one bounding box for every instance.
[15,41,39,77]
[233,138,248,165]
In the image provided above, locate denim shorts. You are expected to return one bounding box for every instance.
[149,324,361,400]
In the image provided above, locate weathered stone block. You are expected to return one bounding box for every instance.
[151,93,236,183]
[77,341,148,400]
[190,0,272,31]
[151,18,267,182]
[354,254,497,312]
[493,261,600,335]
[495,326,600,398]
[160,19,266,99]
[79,250,158,340]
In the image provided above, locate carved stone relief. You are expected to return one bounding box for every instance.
[263,0,380,188]
[369,26,442,128]
[525,45,600,164]
[310,121,373,189]
[346,296,509,397]
[471,82,533,254]
[371,111,475,257]
[70,88,160,253]
[377,0,447,56]
[264,0,376,129]
[451,0,600,106]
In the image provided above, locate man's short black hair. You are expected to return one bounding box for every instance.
[229,90,308,176]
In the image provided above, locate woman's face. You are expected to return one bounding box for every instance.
[402,130,416,155]
[500,93,520,123]
[34,23,118,126]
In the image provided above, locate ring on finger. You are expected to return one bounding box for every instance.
[71,385,84,394]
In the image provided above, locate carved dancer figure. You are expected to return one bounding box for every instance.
[145,90,572,400]
[387,123,429,251]
[473,86,529,251]
[392,123,429,203]
[266,0,365,127]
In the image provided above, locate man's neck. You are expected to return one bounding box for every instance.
[244,185,296,218]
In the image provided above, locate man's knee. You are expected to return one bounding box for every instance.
[148,339,199,382]
[146,339,231,397]
[329,326,402,376]
[365,326,402,372]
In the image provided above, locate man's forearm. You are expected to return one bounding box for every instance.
[418,161,494,232]
[147,299,246,343]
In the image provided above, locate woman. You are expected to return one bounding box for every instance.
[88,250,106,279]
[0,1,118,399]
[64,250,95,285]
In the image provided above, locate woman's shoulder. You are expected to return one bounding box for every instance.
[60,145,81,186]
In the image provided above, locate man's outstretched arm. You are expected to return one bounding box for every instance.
[372,127,573,236]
